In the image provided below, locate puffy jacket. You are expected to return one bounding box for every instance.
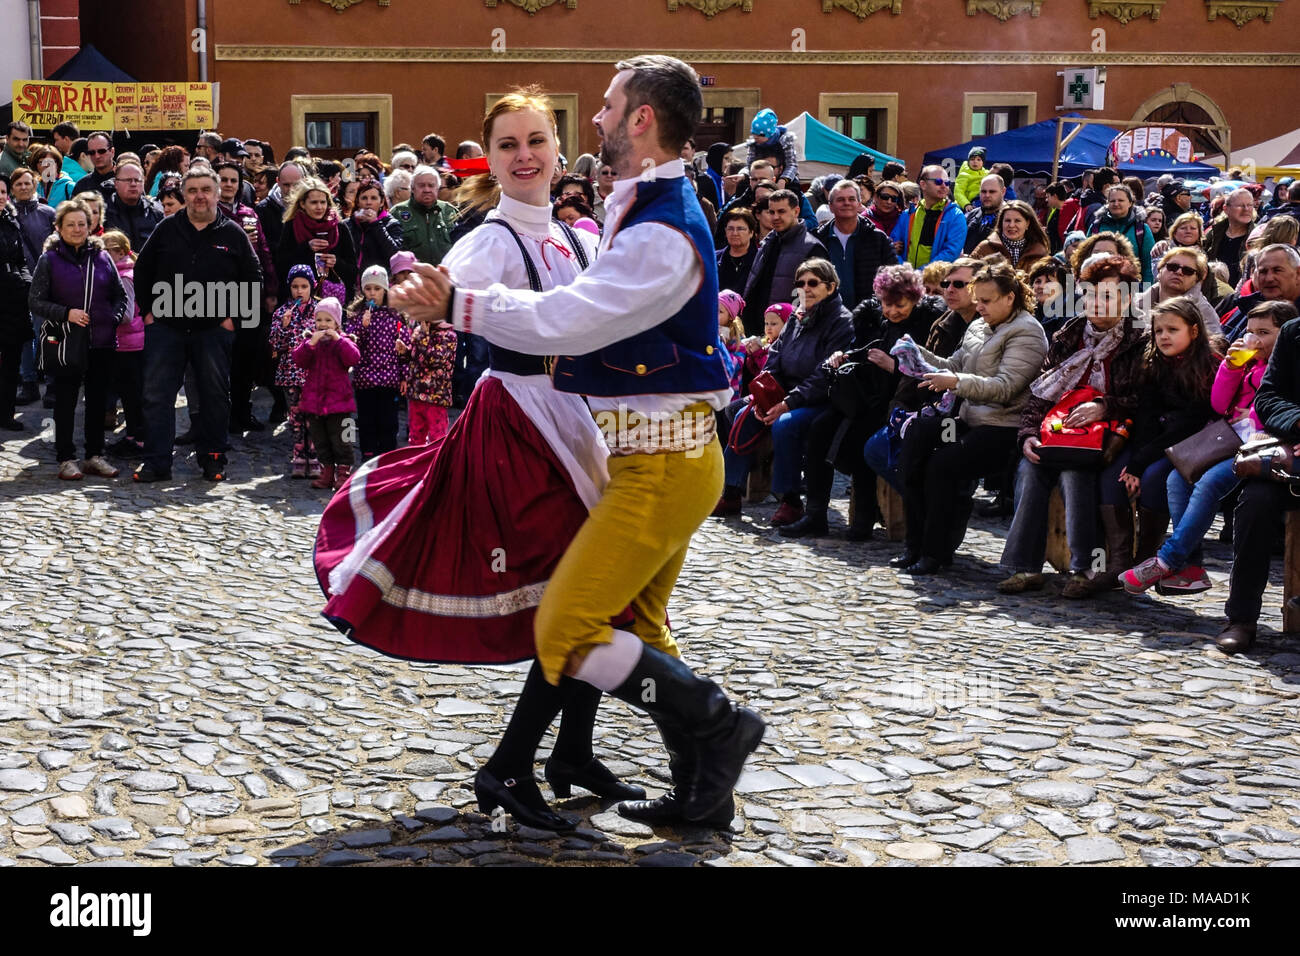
[1211,355,1267,436]
[268,298,317,388]
[1127,356,1218,473]
[28,236,127,349]
[892,200,968,267]
[0,203,32,347]
[916,309,1049,429]
[112,256,144,352]
[293,332,361,416]
[763,292,854,410]
[343,304,403,391]
[1017,313,1148,445]
[953,161,983,210]
[1088,209,1155,283]
[741,221,827,332]
[814,218,898,310]
[391,198,458,266]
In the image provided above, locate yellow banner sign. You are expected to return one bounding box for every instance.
[11,80,218,131]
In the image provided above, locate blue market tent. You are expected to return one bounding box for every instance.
[923,114,1220,179]
[736,111,901,179]
[46,45,135,83]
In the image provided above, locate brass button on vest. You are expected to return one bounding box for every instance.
[705,345,715,354]
[635,363,647,375]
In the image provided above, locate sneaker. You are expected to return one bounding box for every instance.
[133,463,172,482]
[1061,572,1095,599]
[201,453,227,482]
[770,501,804,527]
[1120,556,1173,593]
[80,455,120,478]
[996,572,1045,594]
[1156,565,1212,595]
[58,459,83,481]
[291,457,308,479]
[175,429,196,446]
[307,459,323,479]
[109,436,143,455]
[15,382,40,405]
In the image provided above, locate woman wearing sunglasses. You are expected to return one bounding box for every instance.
[714,257,853,526]
[1133,247,1222,336]
[864,184,904,236]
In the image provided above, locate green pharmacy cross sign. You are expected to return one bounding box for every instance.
[1068,73,1091,106]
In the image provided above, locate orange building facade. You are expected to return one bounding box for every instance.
[85,0,1300,174]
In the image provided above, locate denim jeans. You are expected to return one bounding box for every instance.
[723,403,821,496]
[865,425,903,493]
[141,322,234,471]
[19,312,39,383]
[1001,458,1098,574]
[1160,459,1239,570]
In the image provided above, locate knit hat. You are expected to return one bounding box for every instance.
[815,205,834,226]
[286,263,315,287]
[315,296,342,327]
[718,290,746,322]
[389,250,417,275]
[1063,230,1085,247]
[750,108,778,141]
[968,146,987,161]
[361,265,389,290]
[764,302,794,325]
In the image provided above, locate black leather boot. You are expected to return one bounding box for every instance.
[604,644,763,823]
[1091,504,1135,591]
[778,502,829,538]
[616,716,735,829]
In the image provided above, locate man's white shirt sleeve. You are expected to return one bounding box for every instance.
[450,221,701,355]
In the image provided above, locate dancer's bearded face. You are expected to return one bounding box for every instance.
[598,111,631,172]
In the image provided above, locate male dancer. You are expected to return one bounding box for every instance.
[392,55,763,826]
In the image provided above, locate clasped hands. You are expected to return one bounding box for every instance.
[389,263,454,325]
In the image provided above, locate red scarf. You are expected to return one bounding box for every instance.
[292,207,340,248]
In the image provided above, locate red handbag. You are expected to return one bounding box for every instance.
[748,370,786,414]
[1036,386,1129,469]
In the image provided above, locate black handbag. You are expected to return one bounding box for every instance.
[39,255,93,375]
[830,360,875,420]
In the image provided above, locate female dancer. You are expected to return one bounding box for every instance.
[314,89,643,830]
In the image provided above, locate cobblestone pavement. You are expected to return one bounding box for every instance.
[2,396,1299,868]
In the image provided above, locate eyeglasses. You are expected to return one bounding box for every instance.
[794,278,822,289]
[88,148,111,156]
[1163,262,1199,277]
[923,178,951,187]
[939,279,969,289]
[876,193,900,205]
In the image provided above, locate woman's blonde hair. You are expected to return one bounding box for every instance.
[459,86,559,214]
[1168,211,1204,243]
[282,176,333,223]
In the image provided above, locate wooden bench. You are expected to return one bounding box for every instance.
[846,477,906,541]
[746,433,774,504]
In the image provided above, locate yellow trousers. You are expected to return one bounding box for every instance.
[534,432,724,685]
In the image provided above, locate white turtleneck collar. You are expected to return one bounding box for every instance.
[496,192,554,238]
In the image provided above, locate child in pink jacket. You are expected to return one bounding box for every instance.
[1121,300,1296,596]
[292,297,361,492]
[102,231,144,454]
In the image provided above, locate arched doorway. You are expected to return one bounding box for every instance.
[1131,85,1230,160]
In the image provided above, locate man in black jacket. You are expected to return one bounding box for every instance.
[963,174,1005,254]
[133,166,263,482]
[1220,298,1300,654]
[72,131,117,202]
[256,160,305,255]
[814,179,896,310]
[104,160,164,252]
[741,190,826,334]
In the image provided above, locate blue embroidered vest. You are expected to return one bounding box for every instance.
[550,176,730,397]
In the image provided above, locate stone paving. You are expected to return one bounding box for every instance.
[2,394,1299,867]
